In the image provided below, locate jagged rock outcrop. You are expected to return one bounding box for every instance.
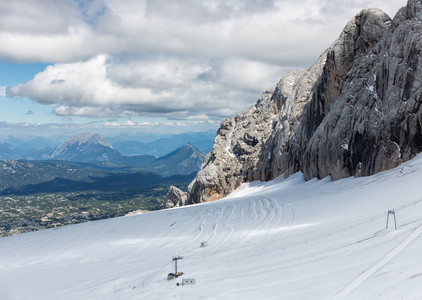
[303,2,422,179]
[163,186,187,209]
[180,0,422,205]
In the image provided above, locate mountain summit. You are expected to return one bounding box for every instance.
[51,133,122,162]
[154,143,206,176]
[181,1,422,205]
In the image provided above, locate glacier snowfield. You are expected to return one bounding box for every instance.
[2,155,422,299]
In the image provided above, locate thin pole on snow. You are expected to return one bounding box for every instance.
[386,209,397,230]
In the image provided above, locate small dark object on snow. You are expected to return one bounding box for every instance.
[175,271,184,278]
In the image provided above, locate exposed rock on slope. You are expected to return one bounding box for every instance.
[184,1,422,205]
[163,186,187,209]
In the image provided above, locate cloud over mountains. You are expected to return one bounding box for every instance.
[2,0,405,119]
[7,54,287,119]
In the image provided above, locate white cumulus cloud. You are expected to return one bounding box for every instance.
[7,54,289,119]
[2,0,407,120]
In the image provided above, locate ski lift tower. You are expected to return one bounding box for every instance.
[173,255,183,274]
[168,255,184,280]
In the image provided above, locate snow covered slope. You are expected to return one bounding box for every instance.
[2,155,422,299]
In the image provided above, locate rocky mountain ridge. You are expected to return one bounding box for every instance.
[155,143,205,174]
[114,143,206,176]
[51,133,122,162]
[179,0,422,205]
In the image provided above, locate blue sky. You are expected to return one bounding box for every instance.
[0,62,53,123]
[0,0,407,136]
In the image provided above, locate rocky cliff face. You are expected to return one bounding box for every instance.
[303,2,422,180]
[183,0,422,205]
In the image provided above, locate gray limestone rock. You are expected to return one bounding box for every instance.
[163,186,187,209]
[303,1,422,179]
[181,1,422,205]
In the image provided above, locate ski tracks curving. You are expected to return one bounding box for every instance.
[231,196,292,245]
[180,196,294,251]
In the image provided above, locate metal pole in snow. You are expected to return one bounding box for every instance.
[386,209,397,230]
[386,211,390,229]
[393,210,397,230]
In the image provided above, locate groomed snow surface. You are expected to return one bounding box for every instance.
[3,156,422,299]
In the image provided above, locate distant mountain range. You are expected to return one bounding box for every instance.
[0,135,205,194]
[109,130,215,157]
[46,133,206,176]
[0,130,215,160]
[0,133,206,178]
[109,144,205,176]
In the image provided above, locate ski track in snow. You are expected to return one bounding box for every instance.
[232,200,257,243]
[262,196,283,241]
[184,210,212,247]
[206,207,224,245]
[216,205,235,247]
[208,196,287,251]
[335,222,422,298]
[240,198,264,242]
[173,195,288,255]
[243,198,274,243]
